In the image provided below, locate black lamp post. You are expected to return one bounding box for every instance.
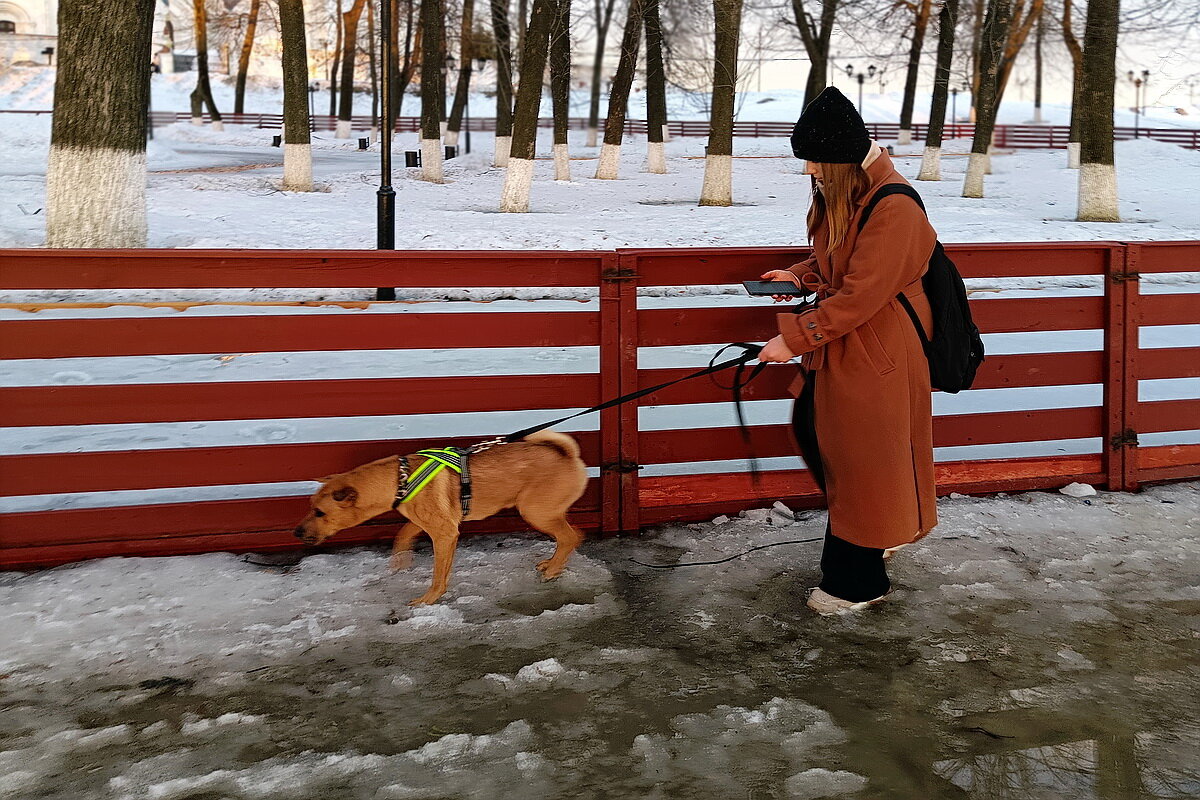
[376,0,396,300]
[843,63,875,114]
[307,81,317,131]
[42,46,54,66]
[1126,70,1145,138]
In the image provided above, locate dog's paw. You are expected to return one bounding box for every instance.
[388,552,413,573]
[409,591,443,607]
[536,559,565,580]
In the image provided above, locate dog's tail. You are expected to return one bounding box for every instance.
[524,430,582,461]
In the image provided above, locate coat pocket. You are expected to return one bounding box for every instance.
[858,319,897,376]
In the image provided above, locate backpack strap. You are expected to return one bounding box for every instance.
[856,182,932,349]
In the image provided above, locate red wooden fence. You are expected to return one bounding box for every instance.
[1,242,1197,568]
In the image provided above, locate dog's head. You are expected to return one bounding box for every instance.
[293,477,370,546]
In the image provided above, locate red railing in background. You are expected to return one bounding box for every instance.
[0,242,1197,568]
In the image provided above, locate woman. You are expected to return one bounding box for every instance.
[756,87,939,615]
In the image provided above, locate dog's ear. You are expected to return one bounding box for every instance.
[331,486,358,506]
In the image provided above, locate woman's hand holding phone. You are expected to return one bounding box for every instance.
[760,269,803,303]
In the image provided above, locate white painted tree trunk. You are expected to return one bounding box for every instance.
[962,152,988,197]
[553,143,570,181]
[494,135,511,167]
[439,120,448,137]
[1067,142,1081,169]
[916,146,941,181]
[282,142,313,191]
[445,129,460,147]
[586,126,598,147]
[499,156,534,212]
[698,153,732,206]
[645,140,666,174]
[421,138,444,182]
[661,123,671,142]
[210,119,224,132]
[1033,107,1044,123]
[370,125,378,143]
[336,119,353,138]
[1076,162,1119,222]
[984,144,994,174]
[595,142,621,179]
[191,115,203,126]
[897,128,912,146]
[46,146,147,247]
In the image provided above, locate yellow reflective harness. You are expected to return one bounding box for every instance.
[401,448,464,501]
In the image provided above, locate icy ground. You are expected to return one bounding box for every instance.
[2,484,1197,799]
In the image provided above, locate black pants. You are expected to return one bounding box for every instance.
[792,373,891,602]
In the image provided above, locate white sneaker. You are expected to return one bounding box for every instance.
[806,587,890,615]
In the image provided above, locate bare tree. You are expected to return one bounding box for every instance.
[190,0,223,129]
[1032,3,1043,122]
[698,0,743,205]
[550,0,573,179]
[421,0,446,180]
[490,0,516,164]
[1060,0,1084,167]
[500,0,558,210]
[917,0,959,180]
[279,0,313,190]
[390,0,420,127]
[790,0,838,108]
[962,0,1010,197]
[1076,0,1119,221]
[595,0,644,179]
[446,0,475,147]
[337,0,368,138]
[46,0,154,246]
[234,0,261,114]
[897,0,934,145]
[586,0,618,147]
[368,0,378,138]
[644,0,668,172]
[329,0,343,116]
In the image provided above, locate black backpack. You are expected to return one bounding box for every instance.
[857,184,984,394]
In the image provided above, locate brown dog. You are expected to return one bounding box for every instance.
[293,431,588,606]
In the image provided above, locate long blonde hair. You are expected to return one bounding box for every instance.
[806,162,871,254]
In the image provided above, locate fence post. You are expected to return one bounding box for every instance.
[599,253,624,534]
[1103,243,1141,491]
[615,251,641,533]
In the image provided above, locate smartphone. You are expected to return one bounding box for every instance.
[743,280,802,297]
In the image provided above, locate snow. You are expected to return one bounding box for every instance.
[0,483,1197,798]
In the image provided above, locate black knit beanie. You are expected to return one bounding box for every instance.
[790,87,872,164]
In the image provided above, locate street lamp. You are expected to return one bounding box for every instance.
[377,0,396,300]
[843,64,875,114]
[307,81,318,131]
[1126,70,1145,137]
[1188,78,1198,108]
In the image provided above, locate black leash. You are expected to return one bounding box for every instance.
[503,342,767,443]
[629,536,824,569]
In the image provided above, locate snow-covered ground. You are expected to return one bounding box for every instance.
[2,111,1199,252]
[1,483,1197,799]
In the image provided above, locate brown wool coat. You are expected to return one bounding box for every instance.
[776,147,938,550]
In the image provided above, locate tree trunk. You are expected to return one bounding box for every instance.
[490,0,515,164]
[368,0,378,137]
[586,0,616,147]
[917,0,958,180]
[46,0,154,246]
[420,0,445,181]
[1076,0,1119,221]
[969,0,983,121]
[549,0,572,179]
[279,0,313,190]
[438,10,448,136]
[190,0,222,129]
[391,0,418,128]
[337,0,368,138]
[595,0,645,179]
[643,0,667,173]
[446,0,475,146]
[517,0,529,71]
[1061,0,1083,167]
[699,0,743,205]
[500,0,557,211]
[234,0,260,115]
[962,0,1010,198]
[1032,3,1043,122]
[792,0,838,109]
[330,0,343,117]
[897,0,933,145]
